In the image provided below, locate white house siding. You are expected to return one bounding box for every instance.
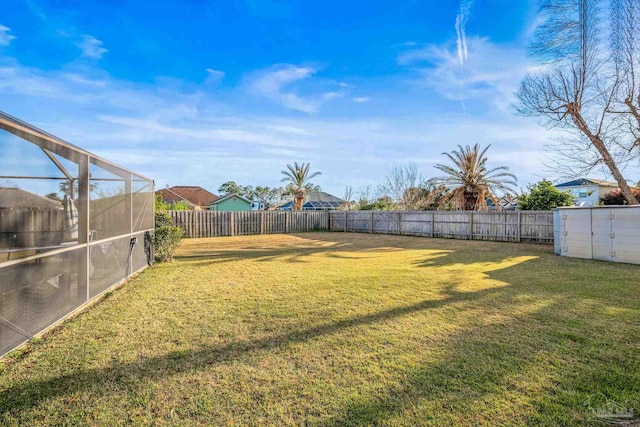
[560,185,600,206]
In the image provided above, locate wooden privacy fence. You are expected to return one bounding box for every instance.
[0,208,64,249]
[330,210,554,243]
[169,210,329,238]
[169,210,554,243]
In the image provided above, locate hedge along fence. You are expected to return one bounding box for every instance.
[169,210,554,243]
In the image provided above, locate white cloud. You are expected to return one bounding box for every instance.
[270,125,314,136]
[205,68,225,85]
[322,91,343,101]
[352,97,371,103]
[78,35,108,59]
[398,37,529,112]
[246,64,344,113]
[0,50,602,195]
[391,41,418,49]
[0,25,16,46]
[247,64,318,112]
[97,115,302,148]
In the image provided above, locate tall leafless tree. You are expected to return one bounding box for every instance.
[518,0,639,205]
[383,164,429,210]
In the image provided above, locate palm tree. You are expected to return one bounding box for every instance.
[58,177,98,200]
[433,144,517,211]
[280,162,322,211]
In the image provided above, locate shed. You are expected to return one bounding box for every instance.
[554,205,640,264]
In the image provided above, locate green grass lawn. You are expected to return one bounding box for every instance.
[1,233,639,426]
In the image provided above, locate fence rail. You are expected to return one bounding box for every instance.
[331,210,553,243]
[169,210,329,238]
[169,210,554,243]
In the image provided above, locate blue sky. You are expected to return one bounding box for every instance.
[2,0,638,197]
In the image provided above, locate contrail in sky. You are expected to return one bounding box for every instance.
[455,0,473,113]
[455,0,473,66]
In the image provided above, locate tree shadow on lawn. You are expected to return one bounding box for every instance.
[324,299,640,426]
[0,256,541,416]
[2,242,638,424]
[174,232,547,267]
[325,259,640,426]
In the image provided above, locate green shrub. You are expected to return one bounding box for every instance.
[154,211,184,262]
[518,180,574,210]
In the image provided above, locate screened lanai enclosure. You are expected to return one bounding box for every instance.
[0,112,154,356]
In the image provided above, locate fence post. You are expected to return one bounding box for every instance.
[260,212,265,234]
[285,212,289,233]
[431,211,435,238]
[370,211,374,233]
[398,212,402,235]
[230,211,235,236]
[345,211,348,232]
[516,211,521,242]
[470,211,474,240]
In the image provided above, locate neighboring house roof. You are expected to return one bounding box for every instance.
[278,191,346,210]
[156,186,219,208]
[210,193,253,205]
[0,187,63,209]
[555,178,618,188]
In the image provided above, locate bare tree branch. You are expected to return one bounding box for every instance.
[517,0,639,205]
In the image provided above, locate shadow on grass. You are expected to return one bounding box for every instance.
[174,233,474,266]
[0,282,519,415]
[176,232,555,268]
[2,235,638,424]
[322,263,640,426]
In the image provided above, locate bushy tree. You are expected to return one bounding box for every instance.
[518,180,575,210]
[45,192,61,202]
[249,186,282,209]
[218,181,244,196]
[358,196,395,211]
[153,197,184,262]
[154,193,189,211]
[155,193,170,210]
[153,211,183,262]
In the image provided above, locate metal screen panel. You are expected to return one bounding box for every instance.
[89,235,134,298]
[0,247,85,355]
[0,112,154,356]
[132,177,154,232]
[89,162,128,241]
[0,131,80,261]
